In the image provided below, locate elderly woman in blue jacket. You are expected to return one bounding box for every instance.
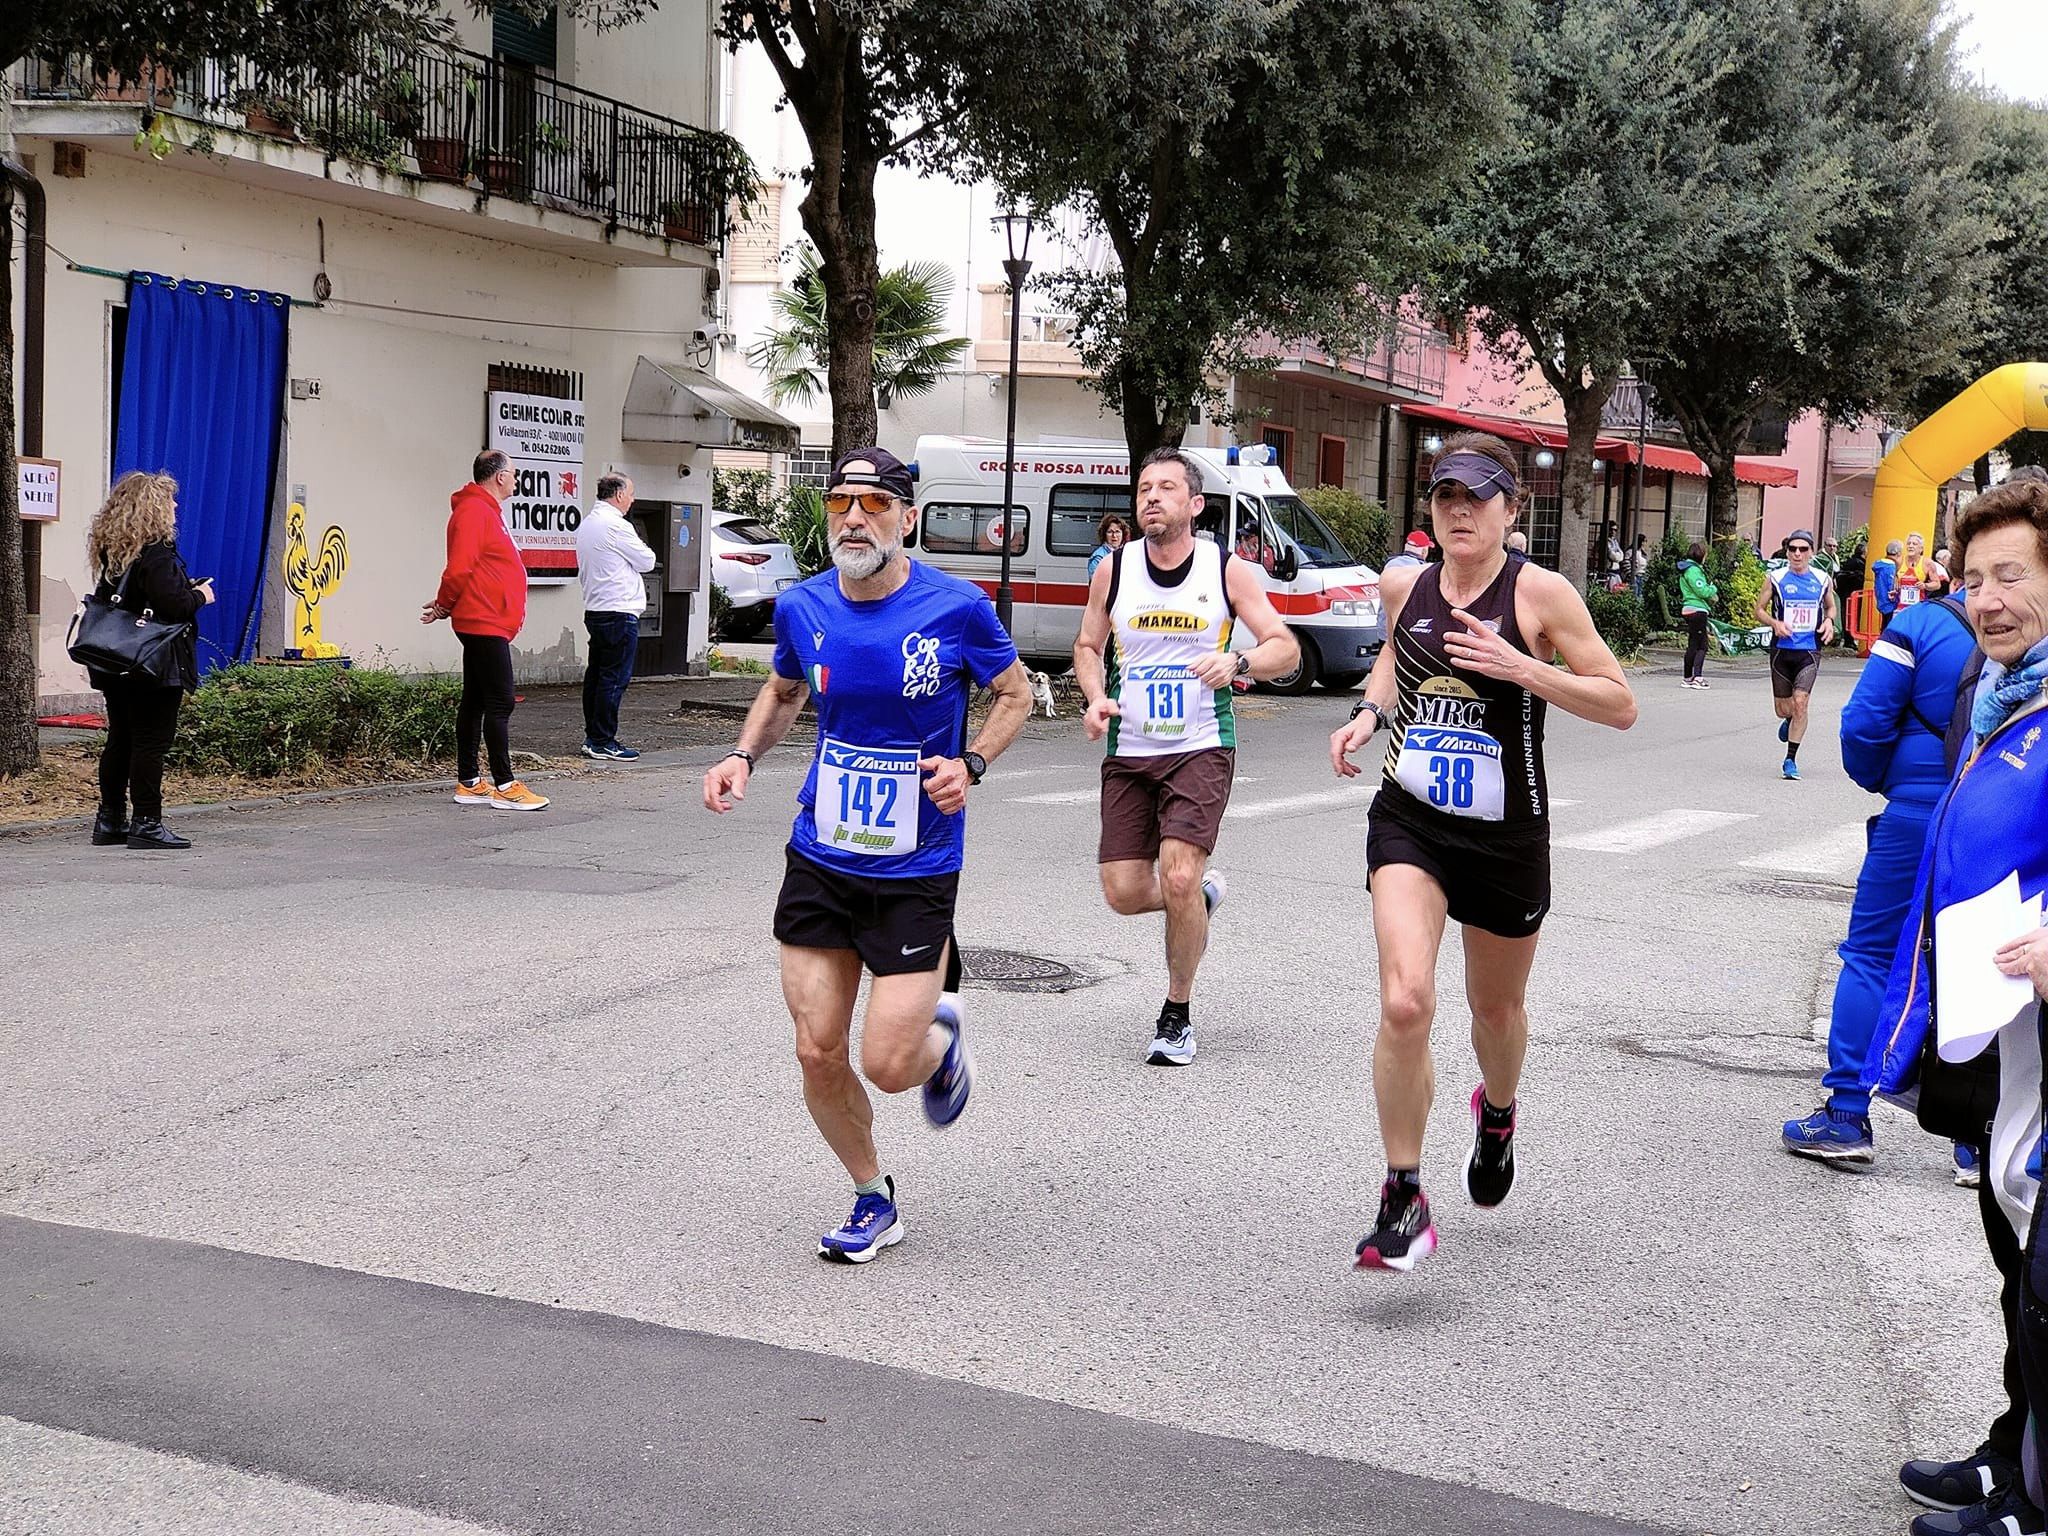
[1865,478,2048,1533]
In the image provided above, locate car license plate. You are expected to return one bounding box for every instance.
[776,577,798,592]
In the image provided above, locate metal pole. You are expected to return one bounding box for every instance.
[1633,379,1649,556]
[997,255,1029,637]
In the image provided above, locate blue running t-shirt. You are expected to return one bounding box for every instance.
[1769,567,1828,651]
[772,560,1017,878]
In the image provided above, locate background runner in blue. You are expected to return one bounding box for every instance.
[772,561,1017,877]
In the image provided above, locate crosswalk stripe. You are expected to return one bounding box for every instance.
[1008,790,1097,806]
[1552,809,1754,854]
[1224,787,1375,820]
[1739,820,1869,880]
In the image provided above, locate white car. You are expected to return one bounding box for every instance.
[710,512,804,639]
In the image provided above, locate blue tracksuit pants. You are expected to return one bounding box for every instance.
[1825,801,1934,1114]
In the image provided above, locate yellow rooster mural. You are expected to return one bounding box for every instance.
[283,502,349,658]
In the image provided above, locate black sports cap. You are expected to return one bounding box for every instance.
[1426,451,1518,504]
[829,446,914,501]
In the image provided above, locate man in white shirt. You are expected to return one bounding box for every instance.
[575,473,657,760]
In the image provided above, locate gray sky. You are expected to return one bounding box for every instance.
[1950,0,2048,105]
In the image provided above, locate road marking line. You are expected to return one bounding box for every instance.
[1549,798,1581,809]
[1739,820,1869,880]
[1009,790,1098,806]
[1553,809,1754,854]
[1225,787,1376,820]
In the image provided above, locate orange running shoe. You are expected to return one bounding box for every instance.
[488,780,550,811]
[453,779,495,808]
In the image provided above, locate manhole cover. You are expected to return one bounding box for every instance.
[958,948,1089,993]
[1737,876,1854,905]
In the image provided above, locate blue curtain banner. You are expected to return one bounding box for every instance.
[112,272,291,671]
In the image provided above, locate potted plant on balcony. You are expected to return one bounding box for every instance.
[234,86,300,138]
[369,68,423,141]
[99,60,178,107]
[661,133,762,245]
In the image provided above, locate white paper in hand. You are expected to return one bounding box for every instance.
[1934,870,2042,1063]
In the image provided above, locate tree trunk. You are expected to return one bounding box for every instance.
[1556,374,1616,588]
[1705,457,1740,542]
[0,173,37,775]
[1118,370,1173,482]
[1975,452,1992,493]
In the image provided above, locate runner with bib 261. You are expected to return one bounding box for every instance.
[1329,431,1637,1274]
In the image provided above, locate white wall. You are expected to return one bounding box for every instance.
[20,140,712,702]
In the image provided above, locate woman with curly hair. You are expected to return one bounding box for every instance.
[83,471,213,849]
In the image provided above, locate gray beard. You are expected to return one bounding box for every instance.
[831,537,896,580]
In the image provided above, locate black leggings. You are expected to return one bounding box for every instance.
[456,632,516,786]
[99,676,184,821]
[1982,1133,2027,1462]
[1682,612,1710,681]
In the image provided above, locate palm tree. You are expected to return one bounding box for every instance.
[748,246,969,410]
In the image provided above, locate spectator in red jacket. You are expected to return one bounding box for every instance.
[420,450,548,810]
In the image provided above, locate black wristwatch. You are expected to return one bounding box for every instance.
[1348,699,1385,731]
[961,750,987,785]
[1234,651,1253,679]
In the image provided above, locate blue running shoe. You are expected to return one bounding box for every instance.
[1909,1485,2046,1536]
[1954,1142,1982,1188]
[601,743,641,760]
[1782,1104,1874,1164]
[1902,1450,2017,1513]
[1779,717,1790,743]
[1782,757,1800,780]
[922,994,974,1127]
[817,1178,904,1264]
[579,742,607,760]
[1201,868,1227,918]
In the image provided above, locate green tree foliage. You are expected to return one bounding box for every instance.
[1639,526,1693,630]
[1911,96,2048,480]
[1637,0,1986,537]
[946,0,1510,473]
[747,245,969,410]
[1714,538,1769,629]
[716,1,975,458]
[1299,487,1392,570]
[1435,1,1732,587]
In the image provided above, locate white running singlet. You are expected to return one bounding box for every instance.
[1105,540,1237,757]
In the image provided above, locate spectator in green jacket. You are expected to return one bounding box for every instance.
[1678,541,1719,689]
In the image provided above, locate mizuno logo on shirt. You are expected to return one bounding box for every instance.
[1410,618,1433,632]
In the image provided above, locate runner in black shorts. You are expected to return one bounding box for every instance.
[1330,432,1637,1273]
[704,448,1031,1264]
[1755,532,1837,781]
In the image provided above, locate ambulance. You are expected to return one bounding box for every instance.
[905,435,1384,691]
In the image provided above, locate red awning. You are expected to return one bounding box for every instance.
[1400,401,1798,487]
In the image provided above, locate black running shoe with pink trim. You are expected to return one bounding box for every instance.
[1354,1182,1437,1272]
[1465,1084,1516,1208]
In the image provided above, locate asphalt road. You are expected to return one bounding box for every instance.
[0,649,2003,1536]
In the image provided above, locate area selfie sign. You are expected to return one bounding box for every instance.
[487,391,586,584]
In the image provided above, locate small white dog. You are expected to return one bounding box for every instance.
[1028,669,1060,718]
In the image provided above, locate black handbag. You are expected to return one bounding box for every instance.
[66,562,193,683]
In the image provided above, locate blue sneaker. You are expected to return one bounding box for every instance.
[817,1177,904,1264]
[1782,1104,1874,1164]
[1782,757,1800,780]
[1778,717,1790,743]
[1954,1142,1982,1188]
[579,742,607,760]
[922,994,974,1127]
[1909,1485,2045,1536]
[601,743,641,760]
[1902,1450,2017,1512]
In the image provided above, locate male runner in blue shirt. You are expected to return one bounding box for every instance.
[704,447,1032,1264]
[1755,529,1839,780]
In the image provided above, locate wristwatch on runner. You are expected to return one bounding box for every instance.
[961,750,987,785]
[1348,698,1384,731]
[1234,651,1253,679]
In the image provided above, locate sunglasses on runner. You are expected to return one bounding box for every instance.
[824,489,899,516]
[1787,543,1812,553]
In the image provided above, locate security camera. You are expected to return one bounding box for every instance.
[691,327,715,348]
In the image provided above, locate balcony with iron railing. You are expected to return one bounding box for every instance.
[15,43,747,267]
[1266,320,1451,400]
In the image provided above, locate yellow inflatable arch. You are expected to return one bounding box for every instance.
[1871,362,2048,571]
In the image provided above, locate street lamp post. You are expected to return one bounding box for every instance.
[994,210,1035,638]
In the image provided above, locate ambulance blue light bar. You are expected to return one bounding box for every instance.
[1225,444,1275,467]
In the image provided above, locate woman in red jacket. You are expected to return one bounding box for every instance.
[420,451,547,810]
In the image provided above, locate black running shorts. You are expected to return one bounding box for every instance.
[772,848,960,977]
[1770,645,1821,699]
[1366,801,1550,940]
